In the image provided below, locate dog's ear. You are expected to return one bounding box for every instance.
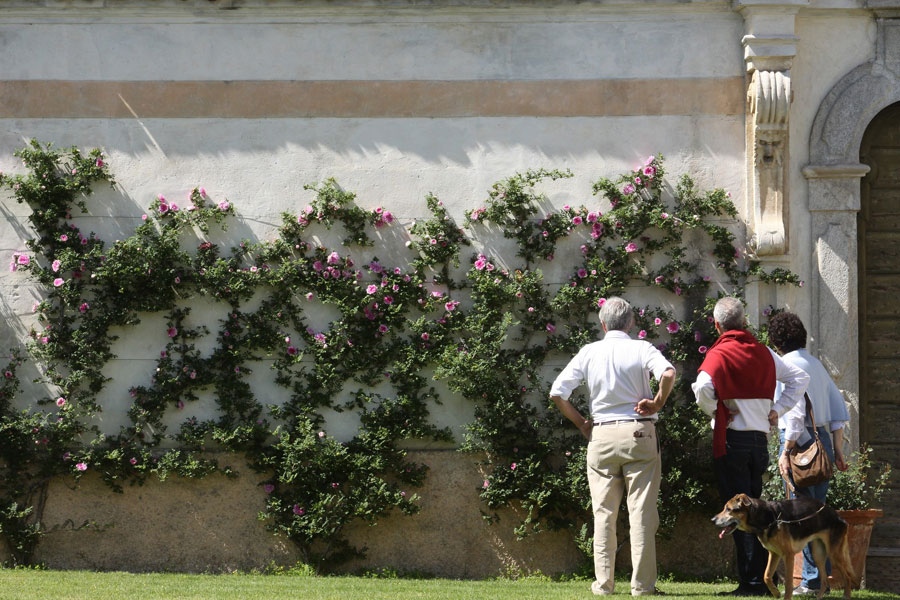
[740,495,752,507]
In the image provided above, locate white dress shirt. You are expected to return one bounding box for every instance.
[550,330,675,422]
[692,347,808,440]
[776,348,850,445]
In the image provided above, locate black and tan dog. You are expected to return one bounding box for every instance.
[712,494,854,599]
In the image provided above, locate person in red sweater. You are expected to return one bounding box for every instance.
[692,297,808,596]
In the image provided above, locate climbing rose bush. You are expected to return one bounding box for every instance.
[0,141,798,569]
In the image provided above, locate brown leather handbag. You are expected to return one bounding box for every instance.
[789,393,833,489]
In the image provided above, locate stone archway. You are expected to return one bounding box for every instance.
[804,17,900,441]
[804,17,900,589]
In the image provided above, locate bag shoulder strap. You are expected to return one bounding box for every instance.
[804,392,821,440]
[803,392,819,441]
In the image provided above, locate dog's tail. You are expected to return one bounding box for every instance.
[831,517,857,594]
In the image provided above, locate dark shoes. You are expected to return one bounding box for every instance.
[717,586,770,597]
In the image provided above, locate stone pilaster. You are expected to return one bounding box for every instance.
[802,164,870,451]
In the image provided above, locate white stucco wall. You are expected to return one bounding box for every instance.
[0,2,756,439]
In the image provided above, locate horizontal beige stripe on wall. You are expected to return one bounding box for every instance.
[0,78,745,118]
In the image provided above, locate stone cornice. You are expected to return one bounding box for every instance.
[802,164,872,180]
[0,1,740,23]
[0,0,730,8]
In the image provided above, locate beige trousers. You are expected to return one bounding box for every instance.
[587,420,661,596]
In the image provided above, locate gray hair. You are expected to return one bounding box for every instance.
[713,297,745,331]
[599,296,634,332]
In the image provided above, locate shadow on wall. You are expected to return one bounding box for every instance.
[0,114,744,221]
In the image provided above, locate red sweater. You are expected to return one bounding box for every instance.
[698,330,775,458]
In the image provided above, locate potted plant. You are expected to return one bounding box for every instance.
[825,444,892,589]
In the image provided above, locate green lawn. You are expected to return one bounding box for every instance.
[0,571,899,600]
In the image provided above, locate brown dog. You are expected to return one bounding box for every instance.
[712,494,854,599]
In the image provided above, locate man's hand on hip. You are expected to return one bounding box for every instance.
[635,398,661,416]
[578,419,593,440]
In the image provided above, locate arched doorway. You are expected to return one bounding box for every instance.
[858,100,900,552]
[805,18,900,592]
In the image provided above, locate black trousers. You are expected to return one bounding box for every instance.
[714,429,770,589]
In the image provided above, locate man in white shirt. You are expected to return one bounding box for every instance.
[551,297,676,596]
[692,297,808,597]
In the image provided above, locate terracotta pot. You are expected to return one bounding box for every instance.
[789,509,882,591]
[834,509,883,589]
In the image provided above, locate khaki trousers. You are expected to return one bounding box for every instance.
[587,420,661,596]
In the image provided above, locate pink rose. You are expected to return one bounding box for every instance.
[75,462,87,471]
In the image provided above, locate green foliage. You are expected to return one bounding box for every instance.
[762,439,892,512]
[0,142,798,571]
[826,445,892,511]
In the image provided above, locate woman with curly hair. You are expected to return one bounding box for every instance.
[768,311,851,596]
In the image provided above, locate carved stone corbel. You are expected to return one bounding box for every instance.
[747,69,792,256]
